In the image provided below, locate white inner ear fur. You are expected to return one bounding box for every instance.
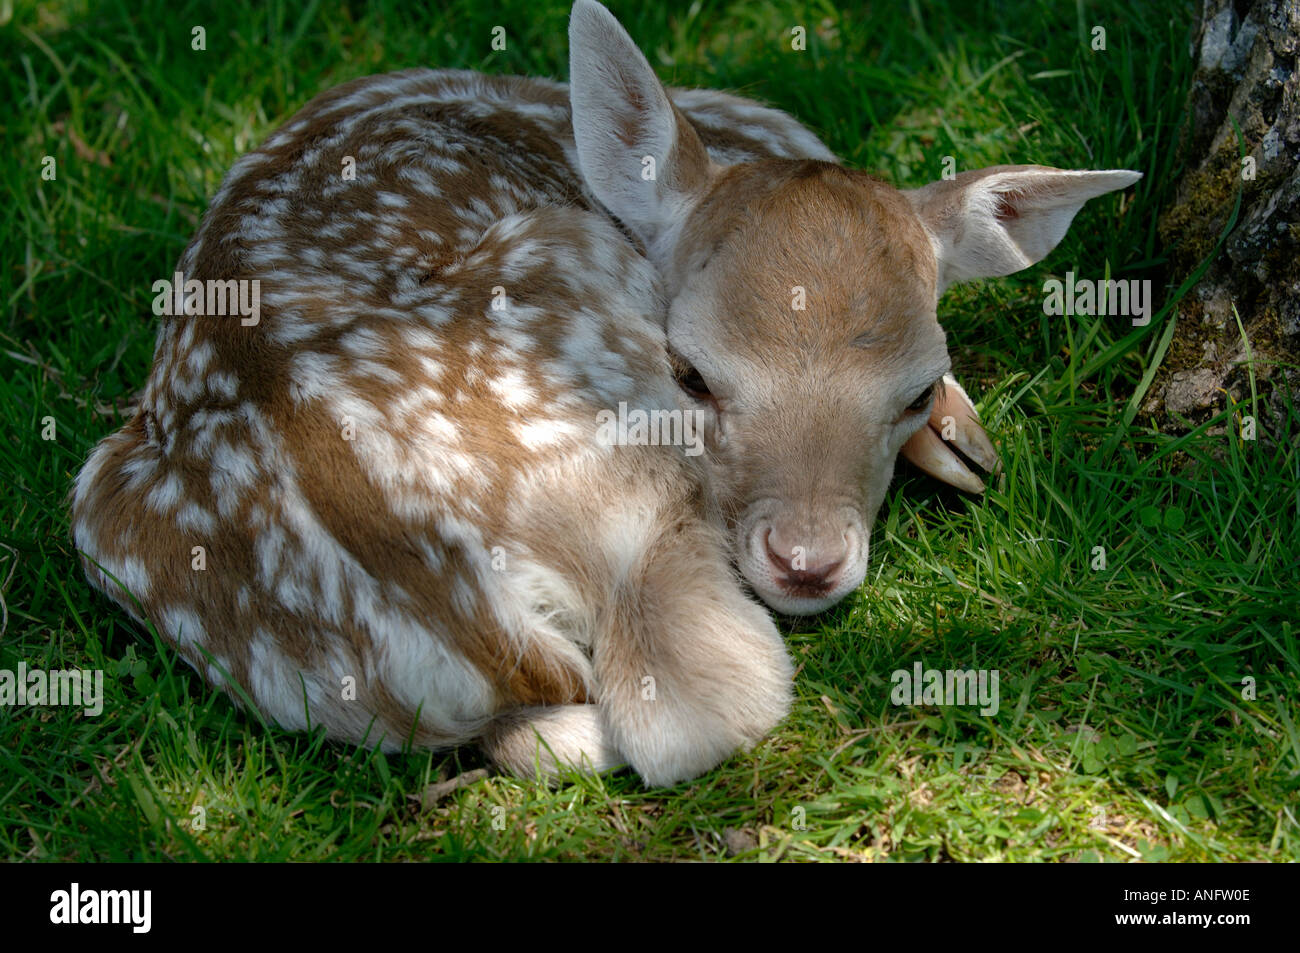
[906,167,1142,295]
[568,0,710,264]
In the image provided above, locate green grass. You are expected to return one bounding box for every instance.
[2,0,1297,861]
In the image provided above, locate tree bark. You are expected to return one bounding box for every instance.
[1150,0,1299,441]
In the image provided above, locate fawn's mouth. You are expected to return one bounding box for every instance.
[745,576,861,617]
[734,518,868,617]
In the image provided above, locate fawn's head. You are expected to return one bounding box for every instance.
[569,0,1139,614]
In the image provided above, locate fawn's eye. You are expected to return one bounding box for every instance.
[906,382,937,413]
[670,351,712,400]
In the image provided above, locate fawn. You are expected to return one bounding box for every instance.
[71,0,1139,785]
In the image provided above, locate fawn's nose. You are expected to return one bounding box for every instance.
[764,527,846,596]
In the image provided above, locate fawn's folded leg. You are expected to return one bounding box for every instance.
[592,514,795,788]
[482,704,625,779]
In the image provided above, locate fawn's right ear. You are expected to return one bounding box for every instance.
[905,165,1142,295]
[569,0,713,264]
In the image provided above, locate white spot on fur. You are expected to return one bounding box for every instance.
[515,418,580,450]
[146,471,184,513]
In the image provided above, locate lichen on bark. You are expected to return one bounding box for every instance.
[1151,0,1298,442]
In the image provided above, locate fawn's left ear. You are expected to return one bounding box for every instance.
[906,166,1141,295]
[568,0,714,264]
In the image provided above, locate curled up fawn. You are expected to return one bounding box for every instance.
[71,0,1140,785]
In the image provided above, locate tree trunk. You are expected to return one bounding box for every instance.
[1151,0,1299,441]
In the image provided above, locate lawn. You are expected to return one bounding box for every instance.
[2,0,1296,861]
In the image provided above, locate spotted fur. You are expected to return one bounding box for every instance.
[71,1,1138,785]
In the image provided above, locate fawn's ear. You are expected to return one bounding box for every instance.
[905,166,1141,294]
[568,0,713,264]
